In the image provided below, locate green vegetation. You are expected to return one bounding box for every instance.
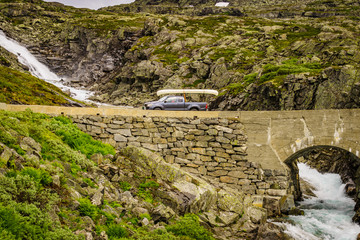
[226,59,323,95]
[50,115,116,159]
[166,214,215,240]
[137,180,159,203]
[119,181,132,191]
[0,172,79,239]
[0,65,78,105]
[259,59,322,85]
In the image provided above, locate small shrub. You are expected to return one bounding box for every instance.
[138,180,159,203]
[78,198,99,220]
[166,214,215,240]
[83,178,97,188]
[119,181,132,192]
[106,224,128,239]
[20,167,53,186]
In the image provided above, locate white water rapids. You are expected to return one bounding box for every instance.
[0,30,94,102]
[280,163,360,240]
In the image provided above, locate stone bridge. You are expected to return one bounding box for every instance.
[2,103,360,203]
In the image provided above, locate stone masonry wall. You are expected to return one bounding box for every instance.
[71,114,290,198]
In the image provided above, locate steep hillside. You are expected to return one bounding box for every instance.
[0,0,359,109]
[0,109,280,239]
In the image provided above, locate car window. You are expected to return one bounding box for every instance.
[177,97,184,103]
[165,97,177,103]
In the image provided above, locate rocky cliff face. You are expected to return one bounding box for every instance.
[1,0,360,109]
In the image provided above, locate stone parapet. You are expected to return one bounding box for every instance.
[71,114,290,197]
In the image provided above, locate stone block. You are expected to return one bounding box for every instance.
[158,144,168,149]
[204,162,219,167]
[216,152,230,158]
[206,129,218,135]
[195,135,215,141]
[112,120,125,125]
[266,189,287,196]
[202,119,219,125]
[172,131,184,138]
[206,151,216,156]
[141,143,158,151]
[187,163,199,168]
[114,134,127,142]
[222,144,233,149]
[165,155,175,163]
[208,170,228,177]
[216,136,230,143]
[175,157,191,164]
[186,153,199,160]
[228,170,247,178]
[118,129,132,137]
[195,141,208,148]
[167,137,177,143]
[191,148,206,155]
[199,155,212,162]
[197,124,209,130]
[94,122,107,128]
[138,137,152,143]
[181,167,199,174]
[182,141,195,147]
[190,119,201,125]
[150,133,161,138]
[147,128,159,133]
[219,176,237,184]
[92,126,102,134]
[188,129,205,136]
[171,148,186,152]
[215,126,233,134]
[198,166,207,175]
[144,122,156,128]
[153,138,167,144]
[234,146,247,153]
[133,123,144,128]
[238,179,251,185]
[185,135,195,140]
[161,132,171,138]
[214,157,227,162]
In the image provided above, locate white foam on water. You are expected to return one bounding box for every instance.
[282,163,360,240]
[0,30,94,102]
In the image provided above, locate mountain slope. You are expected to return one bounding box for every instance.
[0,0,359,110]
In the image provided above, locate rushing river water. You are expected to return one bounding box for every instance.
[0,30,94,102]
[281,163,360,240]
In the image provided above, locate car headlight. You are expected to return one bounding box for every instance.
[147,104,153,107]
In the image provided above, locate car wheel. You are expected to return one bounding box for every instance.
[190,108,198,111]
[154,107,162,110]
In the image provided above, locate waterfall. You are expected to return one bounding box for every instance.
[0,30,93,102]
[280,163,360,240]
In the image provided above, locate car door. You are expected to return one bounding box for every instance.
[163,96,179,110]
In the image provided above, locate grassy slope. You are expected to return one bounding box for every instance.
[0,65,78,105]
[0,110,215,240]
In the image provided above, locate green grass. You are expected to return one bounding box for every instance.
[0,110,115,169]
[258,58,322,85]
[226,59,323,95]
[0,65,79,106]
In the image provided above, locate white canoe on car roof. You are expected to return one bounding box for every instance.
[156,89,219,96]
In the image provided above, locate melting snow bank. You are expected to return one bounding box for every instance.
[276,163,360,240]
[0,30,94,103]
[215,2,229,7]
